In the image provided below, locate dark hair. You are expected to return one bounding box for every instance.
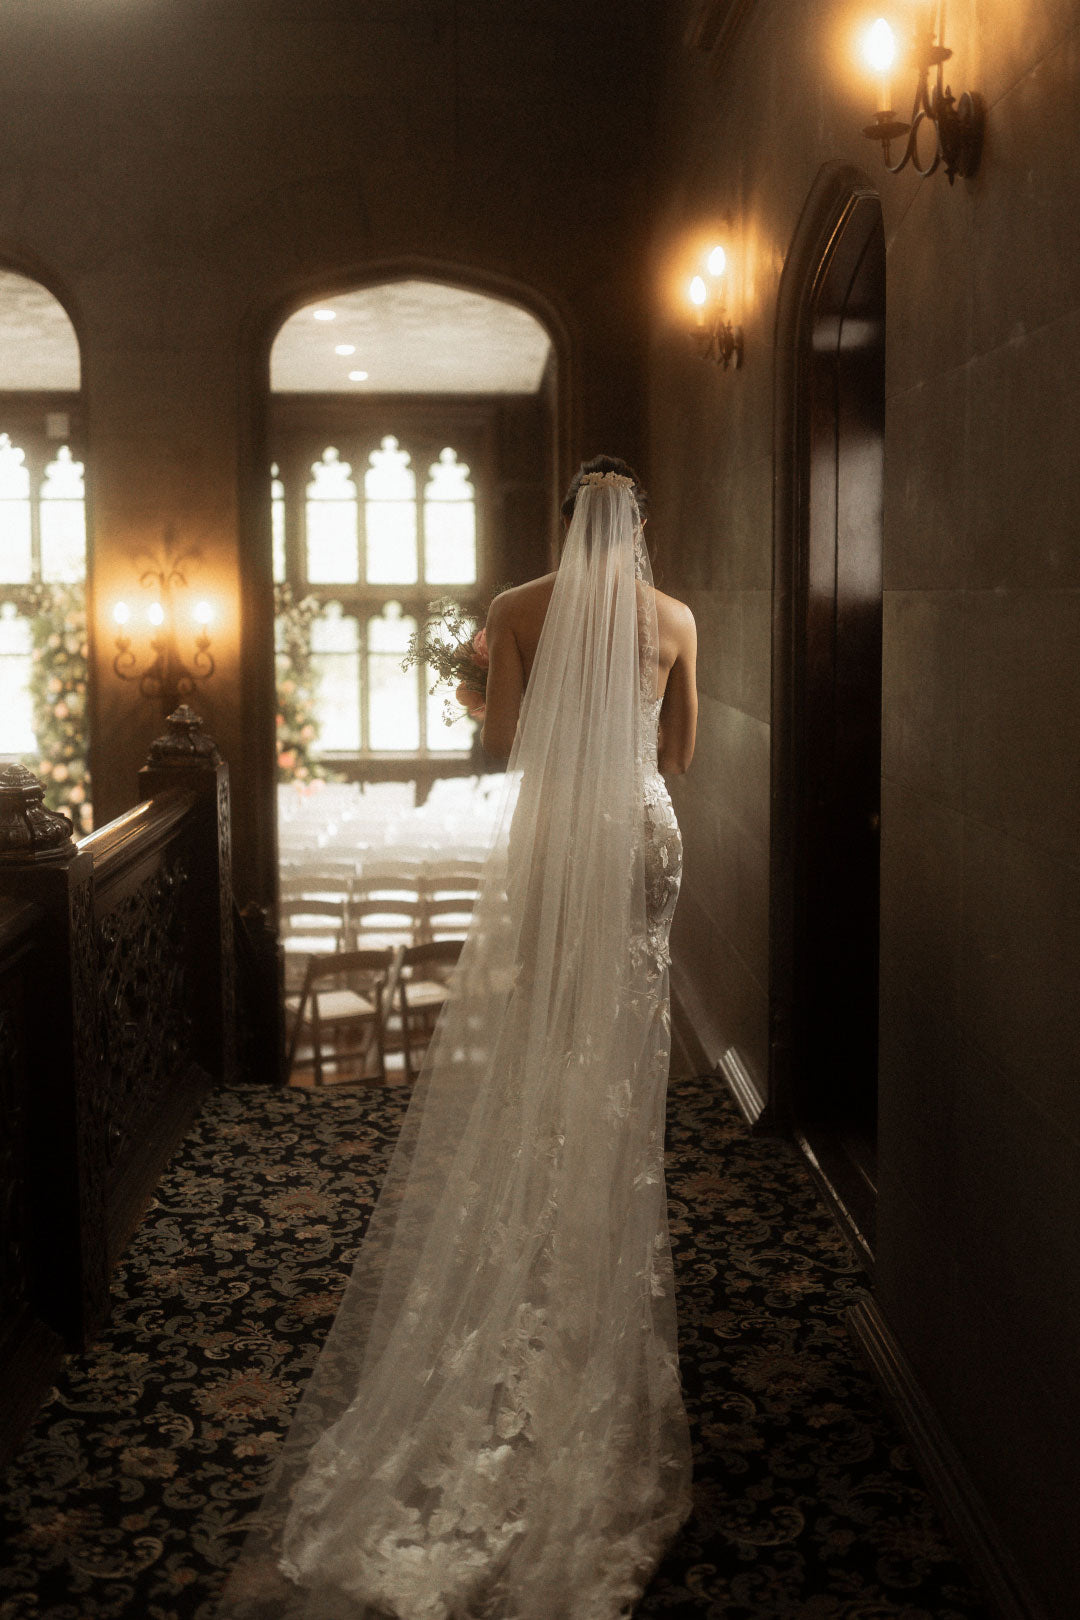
[561,455,648,522]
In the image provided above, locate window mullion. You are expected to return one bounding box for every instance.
[359,607,369,755]
[417,602,427,755]
[28,444,42,581]
[285,448,306,588]
[358,441,369,585]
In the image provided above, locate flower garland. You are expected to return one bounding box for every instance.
[16,581,93,835]
[273,583,340,785]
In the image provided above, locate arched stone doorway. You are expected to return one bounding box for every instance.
[239,269,569,918]
[238,271,566,1082]
[267,279,555,805]
[770,167,886,1258]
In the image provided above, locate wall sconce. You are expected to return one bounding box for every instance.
[112,551,217,716]
[687,245,743,369]
[859,6,984,183]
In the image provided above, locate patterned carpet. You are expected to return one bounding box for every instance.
[0,1076,992,1620]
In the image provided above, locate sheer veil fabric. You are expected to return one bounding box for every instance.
[219,474,692,1620]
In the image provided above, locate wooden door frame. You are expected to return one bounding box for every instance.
[767,163,884,1259]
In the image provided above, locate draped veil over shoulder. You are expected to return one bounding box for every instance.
[220,474,692,1620]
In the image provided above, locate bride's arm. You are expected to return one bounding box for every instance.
[480,591,525,761]
[657,603,698,776]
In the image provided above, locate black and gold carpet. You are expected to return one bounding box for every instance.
[0,1077,991,1619]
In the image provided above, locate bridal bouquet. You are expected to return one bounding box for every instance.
[402,592,507,724]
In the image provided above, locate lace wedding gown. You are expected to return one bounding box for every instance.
[220,475,692,1620]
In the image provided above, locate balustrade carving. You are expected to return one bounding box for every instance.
[0,989,29,1330]
[0,718,237,1456]
[95,856,192,1177]
[0,764,76,864]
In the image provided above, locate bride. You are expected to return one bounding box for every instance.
[221,457,698,1620]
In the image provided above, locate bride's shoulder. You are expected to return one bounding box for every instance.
[489,574,557,619]
[649,584,696,628]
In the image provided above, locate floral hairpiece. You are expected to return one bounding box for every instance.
[579,471,634,489]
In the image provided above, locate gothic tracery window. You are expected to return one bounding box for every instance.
[305,447,359,585]
[424,448,476,585]
[0,433,32,584]
[364,437,418,585]
[273,429,481,766]
[0,430,88,761]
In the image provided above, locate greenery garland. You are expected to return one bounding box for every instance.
[15,581,93,835]
[273,583,340,785]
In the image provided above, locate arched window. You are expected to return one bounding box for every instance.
[40,446,86,583]
[0,434,32,583]
[367,601,419,749]
[269,279,552,782]
[424,448,476,585]
[305,448,358,584]
[0,270,89,828]
[0,436,89,773]
[309,602,361,750]
[0,602,36,754]
[364,437,417,584]
[271,462,286,584]
[272,436,483,764]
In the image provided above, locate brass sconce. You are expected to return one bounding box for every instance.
[687,245,743,369]
[859,6,984,183]
[112,550,217,716]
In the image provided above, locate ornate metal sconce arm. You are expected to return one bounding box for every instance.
[113,636,138,683]
[111,544,218,716]
[860,11,983,183]
[190,633,216,682]
[693,317,744,369]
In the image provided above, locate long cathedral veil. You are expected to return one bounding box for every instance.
[219,473,692,1620]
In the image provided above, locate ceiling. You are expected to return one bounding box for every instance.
[271,281,552,394]
[0,272,80,389]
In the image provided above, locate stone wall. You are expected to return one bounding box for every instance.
[648,2,1080,1611]
[0,0,663,896]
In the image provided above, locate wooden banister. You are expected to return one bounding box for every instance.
[0,706,238,1465]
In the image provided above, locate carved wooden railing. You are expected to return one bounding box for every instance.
[0,706,236,1463]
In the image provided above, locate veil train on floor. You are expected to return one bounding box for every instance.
[218,474,692,1620]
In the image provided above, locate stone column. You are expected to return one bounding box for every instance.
[138,705,238,1086]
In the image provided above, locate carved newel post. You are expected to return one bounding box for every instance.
[0,764,107,1345]
[139,706,237,1086]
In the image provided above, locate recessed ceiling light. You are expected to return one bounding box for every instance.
[312,308,336,322]
[334,343,356,355]
[348,370,369,382]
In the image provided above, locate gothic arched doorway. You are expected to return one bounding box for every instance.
[770,167,885,1259]
[239,271,566,1083]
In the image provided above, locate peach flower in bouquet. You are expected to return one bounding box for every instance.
[403,595,508,726]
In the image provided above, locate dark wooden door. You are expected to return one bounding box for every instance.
[798,195,885,1166]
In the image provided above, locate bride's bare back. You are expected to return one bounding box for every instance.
[482,571,698,774]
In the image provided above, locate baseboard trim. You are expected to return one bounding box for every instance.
[795,1128,875,1273]
[668,974,714,1078]
[847,1296,1049,1620]
[717,1044,767,1127]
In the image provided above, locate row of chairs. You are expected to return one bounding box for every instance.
[280,859,482,982]
[285,939,463,1088]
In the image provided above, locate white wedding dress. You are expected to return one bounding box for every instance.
[219,474,692,1620]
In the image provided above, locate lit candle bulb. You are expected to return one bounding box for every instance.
[863,17,896,112]
[689,275,707,328]
[193,600,214,627]
[706,245,726,279]
[148,601,165,627]
[112,601,131,626]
